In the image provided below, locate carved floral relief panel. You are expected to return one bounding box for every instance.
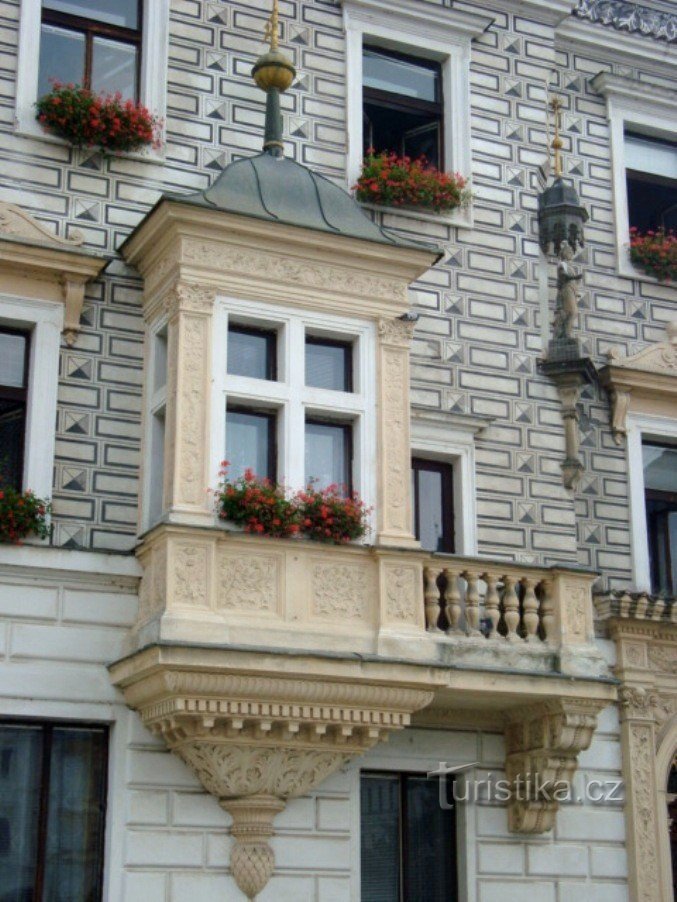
[217,551,281,615]
[310,561,374,621]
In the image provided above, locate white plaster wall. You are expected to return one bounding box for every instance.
[0,557,627,901]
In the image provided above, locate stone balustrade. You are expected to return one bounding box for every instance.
[130,525,603,677]
[594,589,677,622]
[423,562,555,642]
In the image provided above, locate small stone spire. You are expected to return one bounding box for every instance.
[251,0,296,157]
[549,95,564,179]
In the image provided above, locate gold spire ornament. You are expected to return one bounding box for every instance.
[549,95,564,179]
[252,0,296,154]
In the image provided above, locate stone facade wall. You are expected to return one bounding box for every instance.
[0,0,674,588]
[0,556,629,900]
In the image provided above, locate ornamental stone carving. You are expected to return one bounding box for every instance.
[172,543,209,608]
[505,698,603,834]
[385,565,419,624]
[311,563,370,619]
[218,554,279,612]
[0,200,84,246]
[182,238,406,304]
[177,313,210,508]
[110,648,435,901]
[575,0,677,43]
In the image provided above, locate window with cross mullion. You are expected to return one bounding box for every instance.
[39,1,142,100]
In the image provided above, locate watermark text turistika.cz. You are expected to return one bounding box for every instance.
[427,762,624,807]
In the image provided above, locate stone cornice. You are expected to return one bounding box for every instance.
[558,18,677,66]
[121,200,437,323]
[575,0,677,43]
[0,201,109,344]
[599,322,677,443]
[466,0,576,27]
[341,0,494,41]
[591,71,677,110]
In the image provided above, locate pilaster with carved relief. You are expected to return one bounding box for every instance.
[377,318,418,548]
[162,282,216,520]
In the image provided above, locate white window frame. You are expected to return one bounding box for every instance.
[626,412,677,593]
[14,0,170,160]
[211,297,377,532]
[342,0,490,229]
[141,316,168,533]
[0,293,62,502]
[410,414,479,556]
[591,73,677,283]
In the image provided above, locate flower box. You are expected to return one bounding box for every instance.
[629,228,676,283]
[0,487,50,545]
[215,465,370,545]
[36,83,161,154]
[354,150,471,215]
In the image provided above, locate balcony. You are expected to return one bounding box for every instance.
[128,524,608,679]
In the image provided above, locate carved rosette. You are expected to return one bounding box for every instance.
[111,656,434,900]
[505,699,604,833]
[377,318,417,546]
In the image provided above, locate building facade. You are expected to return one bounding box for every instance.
[0,0,675,899]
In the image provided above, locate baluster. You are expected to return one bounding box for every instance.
[619,592,632,618]
[502,575,520,641]
[539,579,555,643]
[424,567,442,632]
[651,597,665,621]
[522,577,539,642]
[443,569,462,634]
[462,570,482,637]
[635,593,649,620]
[482,571,500,639]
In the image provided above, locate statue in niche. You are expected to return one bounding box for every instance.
[552,240,583,342]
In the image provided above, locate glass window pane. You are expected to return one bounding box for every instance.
[38,24,85,97]
[305,421,350,491]
[643,445,677,493]
[625,133,677,180]
[416,468,444,552]
[0,332,27,388]
[0,725,43,902]
[305,340,351,392]
[43,727,107,902]
[360,775,400,902]
[363,48,439,102]
[43,0,139,29]
[0,400,26,490]
[148,408,165,524]
[91,37,138,101]
[227,328,275,381]
[226,409,273,481]
[405,776,456,902]
[153,328,168,394]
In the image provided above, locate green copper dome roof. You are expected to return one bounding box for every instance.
[164,152,440,254]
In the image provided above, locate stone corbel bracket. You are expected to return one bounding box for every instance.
[505,697,606,833]
[0,201,109,345]
[538,356,597,490]
[599,321,677,446]
[110,645,436,900]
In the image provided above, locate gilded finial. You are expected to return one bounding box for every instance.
[549,96,564,179]
[264,0,280,52]
[251,0,296,155]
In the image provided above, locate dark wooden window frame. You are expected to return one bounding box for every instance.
[0,326,31,492]
[411,456,455,554]
[226,404,277,482]
[643,441,677,597]
[0,718,109,901]
[360,769,458,902]
[305,416,353,493]
[624,131,677,231]
[305,335,354,393]
[362,44,444,163]
[227,323,278,382]
[40,2,143,98]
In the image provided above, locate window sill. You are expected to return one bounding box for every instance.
[617,254,673,287]
[13,116,167,166]
[358,201,473,229]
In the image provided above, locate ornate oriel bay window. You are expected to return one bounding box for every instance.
[110,12,615,899]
